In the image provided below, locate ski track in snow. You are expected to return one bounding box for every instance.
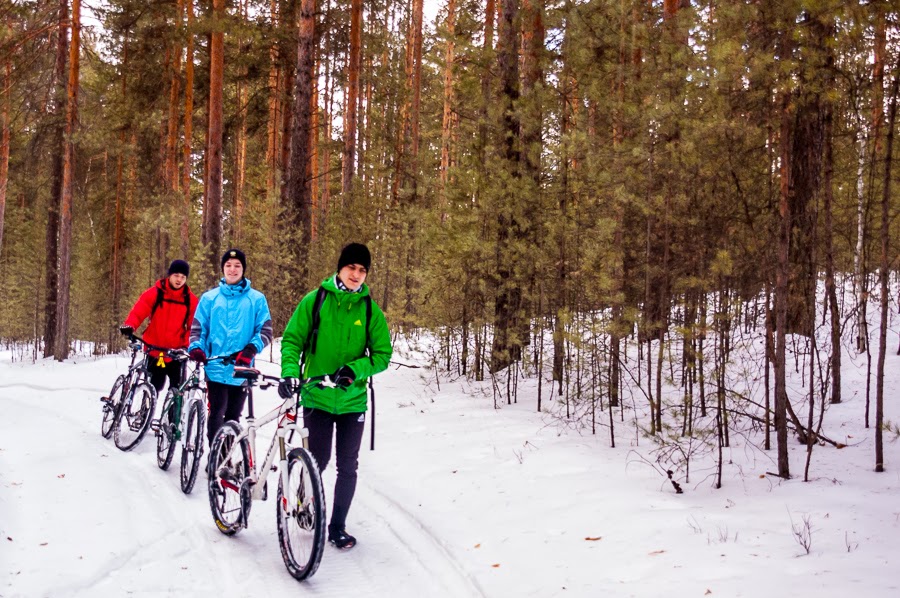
[1,371,480,598]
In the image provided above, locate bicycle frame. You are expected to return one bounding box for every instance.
[229,393,307,503]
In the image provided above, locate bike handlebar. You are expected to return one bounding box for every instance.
[232,367,335,390]
[126,333,190,361]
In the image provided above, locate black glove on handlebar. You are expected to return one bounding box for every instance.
[119,326,133,337]
[278,377,301,399]
[331,366,355,389]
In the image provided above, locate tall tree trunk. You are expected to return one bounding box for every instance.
[408,0,424,203]
[44,0,70,358]
[822,22,840,404]
[233,0,248,243]
[478,0,495,166]
[0,54,9,256]
[111,40,130,350]
[53,0,80,361]
[875,56,899,473]
[342,0,362,196]
[205,0,225,279]
[181,0,195,258]
[856,8,886,353]
[439,0,457,212]
[490,0,522,373]
[266,0,281,197]
[283,0,316,285]
[775,77,792,479]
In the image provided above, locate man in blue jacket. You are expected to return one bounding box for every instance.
[188,249,273,444]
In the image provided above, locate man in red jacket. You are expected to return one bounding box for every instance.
[120,260,199,395]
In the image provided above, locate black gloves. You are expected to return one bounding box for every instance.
[331,365,355,389]
[235,343,258,367]
[278,377,301,399]
[189,348,207,364]
[119,326,134,337]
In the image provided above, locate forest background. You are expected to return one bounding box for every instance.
[1,0,900,483]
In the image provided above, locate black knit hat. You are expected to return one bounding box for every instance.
[167,259,190,277]
[221,248,247,272]
[337,243,371,272]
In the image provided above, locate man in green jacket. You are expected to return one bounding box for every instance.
[279,243,392,550]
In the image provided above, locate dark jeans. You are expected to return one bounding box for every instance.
[207,380,248,444]
[148,359,184,396]
[303,407,366,534]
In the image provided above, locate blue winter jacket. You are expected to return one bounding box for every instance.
[189,278,273,386]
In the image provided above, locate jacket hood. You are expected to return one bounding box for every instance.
[218,277,252,297]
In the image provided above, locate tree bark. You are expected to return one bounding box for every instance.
[775,75,792,479]
[822,21,840,404]
[205,0,225,279]
[283,0,316,285]
[44,0,70,358]
[342,0,362,196]
[0,54,9,257]
[875,55,899,473]
[439,0,456,213]
[53,0,80,361]
[181,0,195,258]
[490,0,522,373]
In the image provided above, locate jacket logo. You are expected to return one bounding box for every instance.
[354,319,362,326]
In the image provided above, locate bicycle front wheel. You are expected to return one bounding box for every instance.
[114,381,157,452]
[101,375,127,439]
[156,391,178,470]
[277,447,326,581]
[208,421,250,535]
[180,397,206,494]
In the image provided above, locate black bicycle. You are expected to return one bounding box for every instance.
[152,353,230,494]
[100,334,179,452]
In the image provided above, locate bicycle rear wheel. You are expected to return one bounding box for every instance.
[101,375,126,439]
[180,396,206,494]
[114,381,157,452]
[156,391,178,470]
[208,421,250,535]
[277,447,326,581]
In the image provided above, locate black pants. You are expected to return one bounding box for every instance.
[148,359,184,396]
[303,407,366,534]
[207,380,248,444]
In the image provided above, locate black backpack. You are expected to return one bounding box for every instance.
[303,286,377,450]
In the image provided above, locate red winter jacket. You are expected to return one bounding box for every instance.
[124,279,199,360]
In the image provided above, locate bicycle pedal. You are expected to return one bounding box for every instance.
[100,396,111,404]
[149,419,161,432]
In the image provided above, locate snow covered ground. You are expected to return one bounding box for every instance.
[2,331,899,597]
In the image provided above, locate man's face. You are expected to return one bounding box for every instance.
[223,259,244,284]
[168,273,187,289]
[338,264,367,291]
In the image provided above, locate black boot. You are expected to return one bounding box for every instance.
[328,526,356,550]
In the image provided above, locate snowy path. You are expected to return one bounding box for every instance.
[3,343,900,598]
[0,357,480,598]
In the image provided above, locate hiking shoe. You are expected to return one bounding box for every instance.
[329,528,357,550]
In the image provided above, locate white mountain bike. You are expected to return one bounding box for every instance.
[207,366,329,581]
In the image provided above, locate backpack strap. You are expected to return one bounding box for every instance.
[301,287,329,371]
[149,286,165,321]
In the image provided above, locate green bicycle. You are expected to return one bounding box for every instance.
[153,353,230,494]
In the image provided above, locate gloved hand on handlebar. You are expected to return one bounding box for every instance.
[189,348,207,364]
[278,377,301,399]
[234,343,258,367]
[331,365,355,389]
[119,325,133,337]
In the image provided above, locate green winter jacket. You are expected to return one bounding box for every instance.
[281,275,392,414]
